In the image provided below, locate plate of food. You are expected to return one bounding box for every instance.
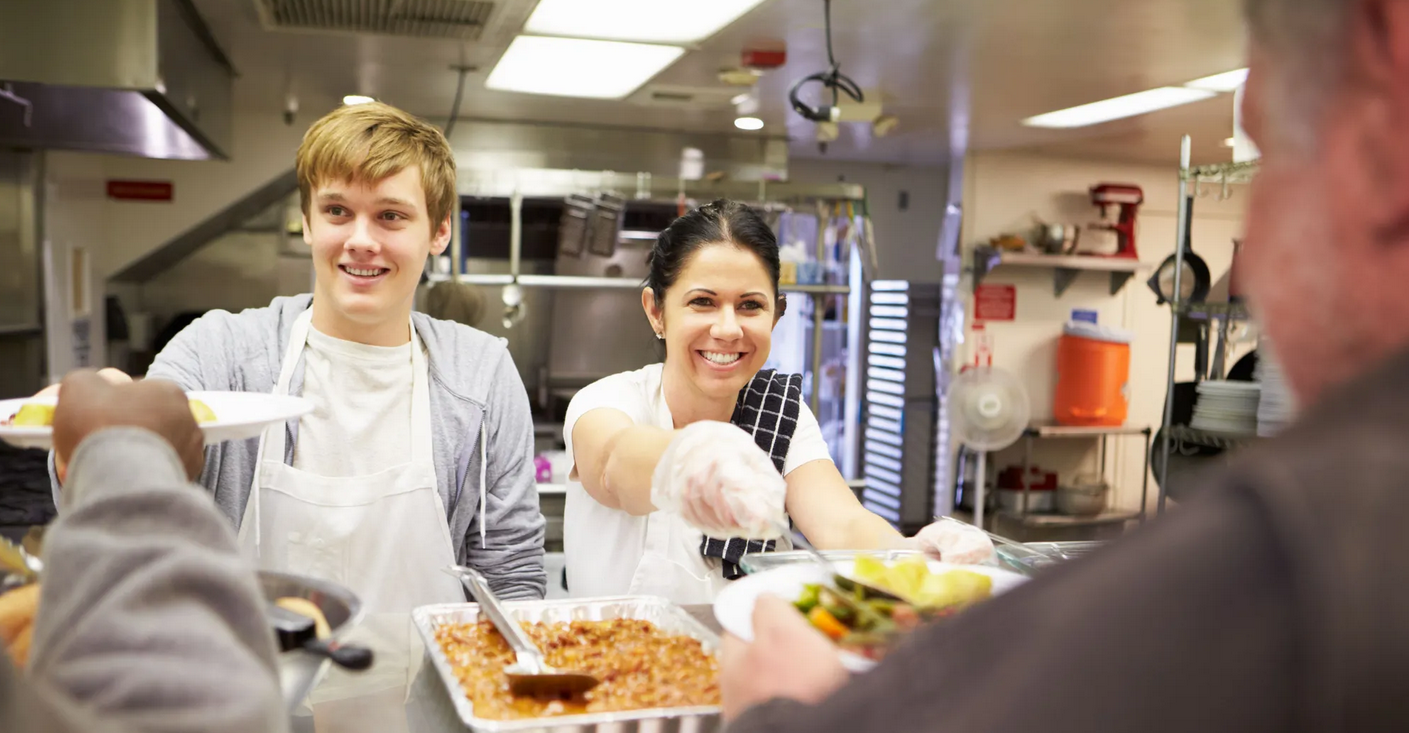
[0,390,314,450]
[714,555,1028,672]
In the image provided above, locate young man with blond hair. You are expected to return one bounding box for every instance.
[55,102,545,614]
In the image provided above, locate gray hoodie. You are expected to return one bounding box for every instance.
[55,294,545,599]
[8,428,288,733]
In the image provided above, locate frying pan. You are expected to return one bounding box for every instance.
[1148,194,1211,305]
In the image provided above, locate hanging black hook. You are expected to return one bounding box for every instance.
[787,0,864,123]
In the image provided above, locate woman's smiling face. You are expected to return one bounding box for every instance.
[645,242,781,402]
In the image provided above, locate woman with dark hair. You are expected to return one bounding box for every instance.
[562,200,991,604]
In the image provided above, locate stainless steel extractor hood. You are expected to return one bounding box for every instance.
[0,0,234,160]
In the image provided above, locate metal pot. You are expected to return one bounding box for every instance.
[1034,222,1081,254]
[1057,482,1108,516]
[997,488,1055,513]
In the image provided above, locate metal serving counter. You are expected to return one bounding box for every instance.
[282,535,1096,731]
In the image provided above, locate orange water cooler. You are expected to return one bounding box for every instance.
[1054,322,1134,427]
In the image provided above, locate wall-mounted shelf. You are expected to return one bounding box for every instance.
[973,246,1147,297]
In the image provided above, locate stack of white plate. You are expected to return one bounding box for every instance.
[1256,346,1295,437]
[1191,380,1262,435]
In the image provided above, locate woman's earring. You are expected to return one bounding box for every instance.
[655,332,664,340]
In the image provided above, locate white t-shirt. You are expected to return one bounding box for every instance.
[292,325,417,476]
[562,363,832,602]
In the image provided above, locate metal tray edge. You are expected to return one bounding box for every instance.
[412,595,722,732]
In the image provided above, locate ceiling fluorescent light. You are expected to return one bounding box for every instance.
[734,116,764,130]
[342,95,375,105]
[486,36,686,99]
[1185,68,1249,93]
[524,0,769,45]
[1022,87,1217,128]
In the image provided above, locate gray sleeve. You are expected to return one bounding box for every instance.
[27,428,288,733]
[464,354,547,600]
[48,311,234,507]
[0,658,114,733]
[145,310,238,391]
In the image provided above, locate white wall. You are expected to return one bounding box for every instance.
[959,151,1249,514]
[788,159,950,282]
[43,152,110,381]
[95,110,309,279]
[140,230,312,330]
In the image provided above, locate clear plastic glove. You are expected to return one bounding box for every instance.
[907,517,997,565]
[651,421,787,539]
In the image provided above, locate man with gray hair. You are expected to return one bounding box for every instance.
[720,0,1409,730]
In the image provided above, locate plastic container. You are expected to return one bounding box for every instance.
[1054,322,1134,427]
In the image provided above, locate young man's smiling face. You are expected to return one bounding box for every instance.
[304,165,451,346]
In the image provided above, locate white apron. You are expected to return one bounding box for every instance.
[238,307,464,732]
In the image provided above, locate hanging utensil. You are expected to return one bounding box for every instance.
[1148,194,1211,305]
[557,194,594,258]
[1194,322,1210,382]
[587,193,626,258]
[444,565,600,698]
[1211,316,1233,380]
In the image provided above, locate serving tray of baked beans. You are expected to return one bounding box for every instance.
[412,597,722,732]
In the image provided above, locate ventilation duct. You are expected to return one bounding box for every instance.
[0,0,234,160]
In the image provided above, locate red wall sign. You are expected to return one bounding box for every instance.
[974,284,1016,321]
[106,180,173,202]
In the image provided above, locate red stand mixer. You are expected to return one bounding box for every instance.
[1087,183,1143,260]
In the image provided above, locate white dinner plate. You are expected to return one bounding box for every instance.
[0,391,314,450]
[714,559,1028,673]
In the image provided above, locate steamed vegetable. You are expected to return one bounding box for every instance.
[851,555,992,607]
[794,557,995,661]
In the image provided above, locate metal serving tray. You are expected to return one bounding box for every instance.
[412,596,722,733]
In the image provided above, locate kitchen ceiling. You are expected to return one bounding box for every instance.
[193,0,1246,166]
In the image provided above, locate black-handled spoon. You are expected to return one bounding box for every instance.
[301,638,374,671]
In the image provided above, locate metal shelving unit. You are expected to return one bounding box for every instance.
[1166,424,1258,451]
[998,423,1153,531]
[432,272,849,295]
[1177,300,1251,320]
[1156,137,1261,512]
[998,510,1142,529]
[443,182,865,417]
[1182,159,1260,187]
[972,245,1147,297]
